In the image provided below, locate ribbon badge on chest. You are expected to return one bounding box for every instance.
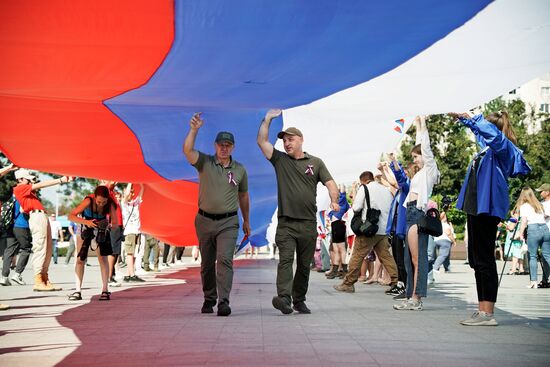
[305,165,314,176]
[227,171,238,186]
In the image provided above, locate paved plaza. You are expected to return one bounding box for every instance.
[1,255,549,367]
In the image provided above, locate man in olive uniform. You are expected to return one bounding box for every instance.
[183,113,250,317]
[257,109,340,314]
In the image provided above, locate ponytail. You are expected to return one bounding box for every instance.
[486,111,517,145]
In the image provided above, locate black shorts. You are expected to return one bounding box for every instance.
[98,237,113,257]
[331,220,347,243]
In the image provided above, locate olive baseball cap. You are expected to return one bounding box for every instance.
[536,183,550,192]
[215,131,235,145]
[277,127,303,139]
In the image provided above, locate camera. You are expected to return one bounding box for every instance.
[94,219,109,244]
[81,227,94,240]
[96,228,107,244]
[441,196,453,210]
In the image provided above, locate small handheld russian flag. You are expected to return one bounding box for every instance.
[393,118,405,133]
[234,235,250,256]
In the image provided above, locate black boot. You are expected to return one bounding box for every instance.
[339,264,348,279]
[326,265,339,279]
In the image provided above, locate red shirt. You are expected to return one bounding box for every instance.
[109,189,123,226]
[13,184,44,212]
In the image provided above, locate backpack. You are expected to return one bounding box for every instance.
[0,197,16,234]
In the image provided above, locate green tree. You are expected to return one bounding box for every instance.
[0,153,16,202]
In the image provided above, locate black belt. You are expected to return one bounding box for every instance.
[198,209,237,221]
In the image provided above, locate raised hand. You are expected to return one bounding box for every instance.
[190,112,204,130]
[265,109,282,121]
[448,112,471,120]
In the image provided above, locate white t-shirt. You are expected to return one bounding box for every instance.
[352,182,393,236]
[49,219,62,240]
[519,203,546,225]
[434,222,452,243]
[542,200,550,230]
[122,198,141,235]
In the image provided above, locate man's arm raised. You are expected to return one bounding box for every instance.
[183,112,203,165]
[257,109,281,160]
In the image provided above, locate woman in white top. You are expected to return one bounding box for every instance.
[394,116,439,311]
[514,187,550,288]
[433,212,456,272]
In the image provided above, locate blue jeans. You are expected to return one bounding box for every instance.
[433,239,452,271]
[404,202,429,298]
[427,236,436,271]
[526,224,550,281]
[52,239,59,264]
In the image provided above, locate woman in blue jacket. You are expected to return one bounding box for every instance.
[450,111,530,326]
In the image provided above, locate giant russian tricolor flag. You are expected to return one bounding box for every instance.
[1,0,549,246]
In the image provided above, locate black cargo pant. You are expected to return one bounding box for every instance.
[275,217,317,305]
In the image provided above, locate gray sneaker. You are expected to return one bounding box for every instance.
[10,273,26,285]
[393,298,423,311]
[333,283,355,293]
[460,311,498,326]
[0,276,11,286]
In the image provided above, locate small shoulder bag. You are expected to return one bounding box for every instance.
[417,208,443,237]
[350,185,381,237]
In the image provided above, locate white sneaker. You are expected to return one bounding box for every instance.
[393,298,423,311]
[109,279,122,287]
[10,273,26,285]
[0,276,11,286]
[135,269,148,276]
[176,260,183,265]
[460,311,498,326]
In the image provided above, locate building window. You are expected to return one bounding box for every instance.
[541,87,550,96]
[540,104,549,113]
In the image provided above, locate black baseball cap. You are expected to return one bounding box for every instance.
[215,131,235,145]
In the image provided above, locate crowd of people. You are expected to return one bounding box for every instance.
[1,110,548,326]
[0,165,191,309]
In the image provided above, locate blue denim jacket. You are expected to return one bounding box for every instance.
[456,114,531,220]
[385,161,409,239]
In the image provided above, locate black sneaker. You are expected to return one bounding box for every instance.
[217,301,231,316]
[385,284,404,296]
[129,275,145,282]
[272,296,293,315]
[201,300,215,314]
[538,280,550,289]
[123,276,131,282]
[293,301,311,314]
[393,289,407,300]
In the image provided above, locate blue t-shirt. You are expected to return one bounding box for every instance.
[13,199,30,229]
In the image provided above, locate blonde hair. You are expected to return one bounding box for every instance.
[406,163,419,179]
[515,186,544,214]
